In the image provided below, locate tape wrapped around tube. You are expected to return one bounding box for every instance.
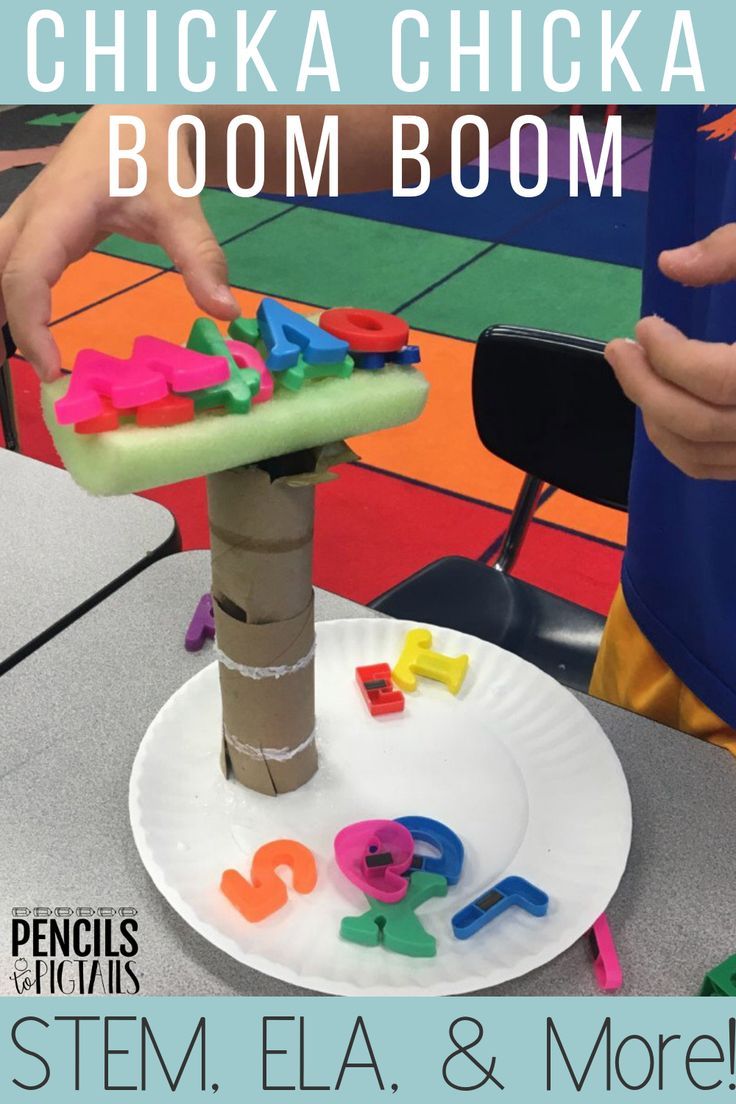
[213,595,317,796]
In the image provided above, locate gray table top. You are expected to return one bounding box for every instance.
[1,551,734,997]
[0,450,177,673]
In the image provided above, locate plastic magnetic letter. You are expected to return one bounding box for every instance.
[56,335,232,427]
[279,353,354,392]
[186,318,259,413]
[228,316,261,347]
[393,628,469,695]
[257,298,348,370]
[452,876,549,940]
[220,839,317,923]
[55,349,169,425]
[319,308,409,354]
[587,913,623,992]
[395,815,464,885]
[334,819,414,903]
[185,593,215,652]
[354,345,421,371]
[700,954,736,996]
[340,871,448,958]
[74,396,120,435]
[136,393,195,427]
[133,335,230,393]
[392,345,421,366]
[354,352,388,371]
[226,340,274,404]
[356,664,405,717]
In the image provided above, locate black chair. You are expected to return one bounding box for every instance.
[371,325,636,692]
[1,323,19,451]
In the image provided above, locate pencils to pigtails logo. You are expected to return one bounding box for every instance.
[10,907,140,995]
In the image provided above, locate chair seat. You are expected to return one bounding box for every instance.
[371,556,606,694]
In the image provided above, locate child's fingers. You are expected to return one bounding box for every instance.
[643,416,736,480]
[636,315,736,405]
[0,207,23,359]
[610,331,736,477]
[605,338,736,444]
[659,224,736,287]
[155,203,240,321]
[1,219,67,381]
[2,197,102,379]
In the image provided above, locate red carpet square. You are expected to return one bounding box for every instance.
[508,520,623,616]
[314,464,508,604]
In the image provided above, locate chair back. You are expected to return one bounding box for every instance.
[472,325,635,510]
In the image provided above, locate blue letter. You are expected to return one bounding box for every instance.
[258,298,348,370]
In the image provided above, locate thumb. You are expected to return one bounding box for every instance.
[156,201,240,321]
[659,223,736,288]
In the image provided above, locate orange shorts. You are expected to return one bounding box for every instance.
[589,586,736,757]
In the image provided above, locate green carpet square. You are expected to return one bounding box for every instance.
[222,208,483,310]
[97,192,292,269]
[406,246,642,342]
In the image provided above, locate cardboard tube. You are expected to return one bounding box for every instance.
[207,464,318,796]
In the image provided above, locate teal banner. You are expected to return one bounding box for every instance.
[1,997,735,1101]
[0,1,731,104]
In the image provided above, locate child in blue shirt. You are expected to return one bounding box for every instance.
[594,105,736,755]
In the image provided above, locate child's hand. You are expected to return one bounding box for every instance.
[0,105,239,381]
[606,229,736,480]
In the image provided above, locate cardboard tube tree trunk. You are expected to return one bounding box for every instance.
[207,460,319,796]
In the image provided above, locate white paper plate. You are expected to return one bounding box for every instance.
[129,618,632,996]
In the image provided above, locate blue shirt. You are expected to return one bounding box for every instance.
[623,105,736,725]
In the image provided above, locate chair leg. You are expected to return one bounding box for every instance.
[0,358,19,452]
[492,473,544,575]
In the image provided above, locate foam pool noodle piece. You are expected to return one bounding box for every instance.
[258,297,349,370]
[340,872,448,958]
[42,315,429,496]
[186,318,260,413]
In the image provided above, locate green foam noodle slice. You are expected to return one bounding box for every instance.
[43,363,429,496]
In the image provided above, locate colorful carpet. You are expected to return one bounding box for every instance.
[1,108,648,614]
